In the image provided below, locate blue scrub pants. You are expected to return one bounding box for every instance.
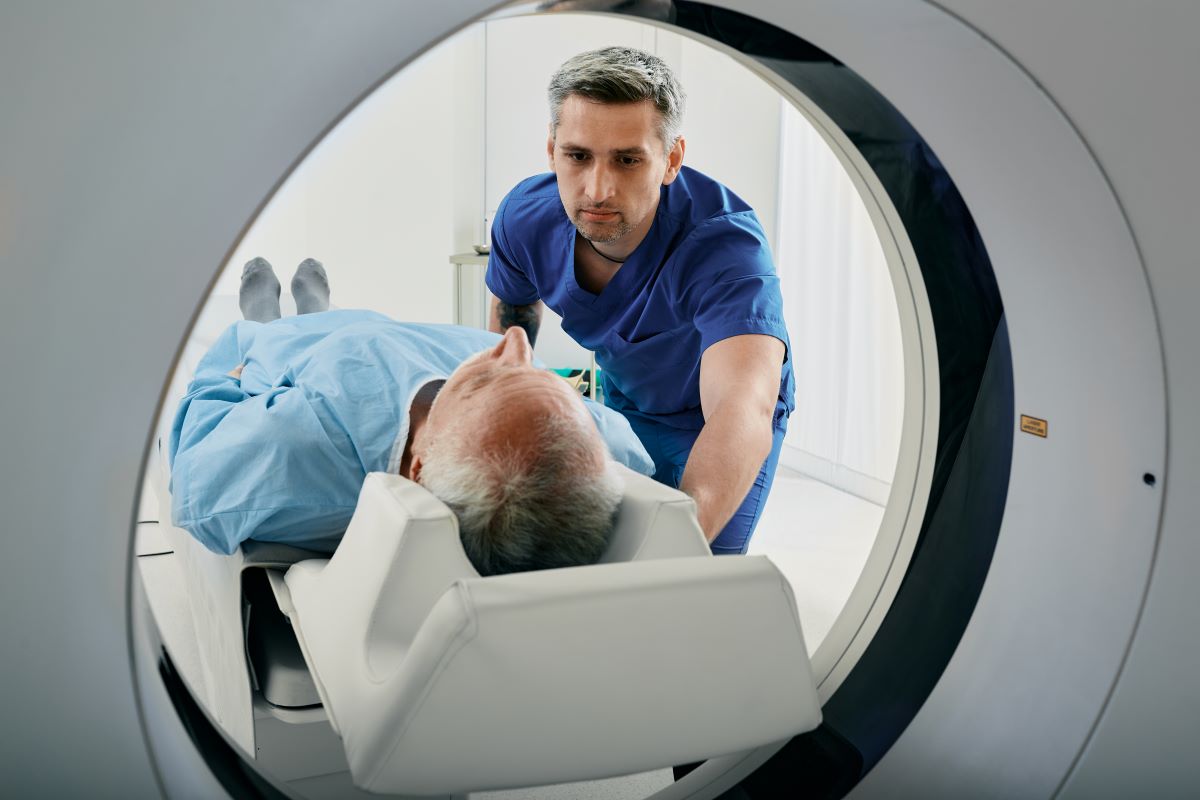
[624,409,788,555]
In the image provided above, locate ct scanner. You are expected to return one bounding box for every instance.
[0,0,1196,797]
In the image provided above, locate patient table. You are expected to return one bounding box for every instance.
[151,445,821,795]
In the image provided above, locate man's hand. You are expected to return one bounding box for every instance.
[488,295,545,347]
[226,364,244,380]
[679,334,785,541]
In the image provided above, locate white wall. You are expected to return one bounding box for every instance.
[673,36,781,250]
[776,103,904,504]
[208,25,486,322]
[157,28,485,441]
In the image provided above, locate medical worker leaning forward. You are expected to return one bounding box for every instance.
[487,47,794,554]
[168,258,654,576]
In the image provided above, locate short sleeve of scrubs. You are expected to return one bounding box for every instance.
[693,273,790,355]
[485,193,540,305]
[685,214,790,357]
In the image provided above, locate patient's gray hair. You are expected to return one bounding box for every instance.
[548,46,686,154]
[419,413,622,576]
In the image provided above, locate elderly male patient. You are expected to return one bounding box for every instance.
[169,257,650,575]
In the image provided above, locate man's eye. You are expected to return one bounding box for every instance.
[619,157,641,167]
[567,152,589,162]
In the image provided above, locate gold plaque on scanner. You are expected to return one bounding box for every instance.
[1020,415,1048,438]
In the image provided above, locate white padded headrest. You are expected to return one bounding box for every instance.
[346,557,817,795]
[284,466,710,714]
[282,470,819,795]
[599,463,711,562]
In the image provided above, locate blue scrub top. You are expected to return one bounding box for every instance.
[486,166,794,432]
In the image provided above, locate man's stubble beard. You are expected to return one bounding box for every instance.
[573,213,633,245]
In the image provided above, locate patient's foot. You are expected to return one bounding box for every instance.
[292,258,330,315]
[239,257,281,322]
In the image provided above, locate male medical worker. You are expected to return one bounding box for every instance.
[169,258,652,575]
[486,47,793,554]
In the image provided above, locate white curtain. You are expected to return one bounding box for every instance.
[775,102,904,506]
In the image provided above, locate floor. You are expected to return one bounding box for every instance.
[135,467,884,799]
[748,467,885,654]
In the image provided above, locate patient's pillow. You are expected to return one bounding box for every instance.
[583,399,654,476]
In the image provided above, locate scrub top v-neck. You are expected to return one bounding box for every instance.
[486,166,794,433]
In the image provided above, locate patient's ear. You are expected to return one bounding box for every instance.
[408,453,424,484]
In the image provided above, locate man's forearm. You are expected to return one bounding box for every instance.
[487,296,543,347]
[679,404,775,541]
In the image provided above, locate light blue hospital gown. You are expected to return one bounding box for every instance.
[168,310,651,555]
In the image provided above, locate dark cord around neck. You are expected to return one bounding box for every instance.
[586,237,628,264]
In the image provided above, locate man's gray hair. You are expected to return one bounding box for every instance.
[548,46,686,154]
[419,413,623,576]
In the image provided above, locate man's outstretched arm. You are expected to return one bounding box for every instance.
[488,294,545,347]
[679,334,785,541]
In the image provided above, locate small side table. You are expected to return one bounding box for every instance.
[447,252,490,329]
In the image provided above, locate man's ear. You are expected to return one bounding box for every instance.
[547,126,556,171]
[662,136,686,185]
[409,453,424,484]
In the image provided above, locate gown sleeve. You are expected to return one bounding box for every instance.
[581,397,655,476]
[167,324,364,555]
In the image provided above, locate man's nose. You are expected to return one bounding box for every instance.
[585,162,616,205]
[494,326,534,365]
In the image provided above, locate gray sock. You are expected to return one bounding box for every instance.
[239,257,281,322]
[291,258,330,315]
